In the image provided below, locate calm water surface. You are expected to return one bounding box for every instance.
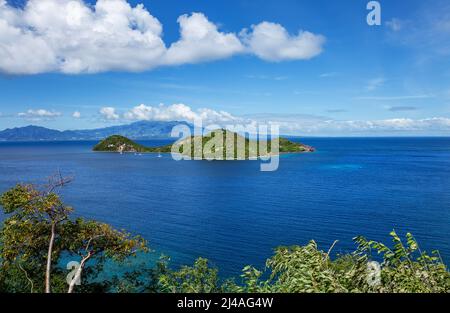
[0,137,449,276]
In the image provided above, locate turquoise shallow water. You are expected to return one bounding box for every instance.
[0,137,449,276]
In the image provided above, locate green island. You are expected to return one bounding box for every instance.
[93,130,315,159]
[93,135,172,153]
[0,179,449,293]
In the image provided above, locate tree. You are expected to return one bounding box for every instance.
[63,219,147,293]
[0,178,72,293]
[0,179,148,293]
[158,258,220,293]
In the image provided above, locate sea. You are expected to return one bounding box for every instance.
[0,137,449,277]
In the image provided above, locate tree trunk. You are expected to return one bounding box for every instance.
[45,222,56,293]
[67,255,90,293]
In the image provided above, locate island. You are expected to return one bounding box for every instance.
[93,131,315,159]
[93,135,172,153]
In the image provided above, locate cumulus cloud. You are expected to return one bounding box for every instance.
[18,109,62,120]
[13,102,450,135]
[240,22,326,61]
[72,111,81,118]
[163,13,244,65]
[0,0,165,74]
[94,103,450,135]
[123,103,239,124]
[0,0,325,74]
[100,107,119,120]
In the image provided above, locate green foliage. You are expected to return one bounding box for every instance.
[62,219,148,262]
[159,232,449,293]
[158,258,220,293]
[353,230,449,292]
[92,132,314,158]
[172,129,314,160]
[93,135,157,153]
[0,183,148,293]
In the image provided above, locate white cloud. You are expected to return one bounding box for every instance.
[123,103,239,124]
[100,107,119,120]
[243,113,450,135]
[18,109,62,120]
[240,22,325,61]
[0,0,165,74]
[0,0,325,74]
[298,117,450,135]
[320,117,450,133]
[121,106,450,135]
[163,13,244,65]
[72,111,81,118]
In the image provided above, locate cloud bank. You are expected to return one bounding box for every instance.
[0,0,326,74]
[94,103,450,135]
[120,103,240,125]
[18,109,62,120]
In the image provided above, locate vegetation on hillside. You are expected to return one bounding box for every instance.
[0,179,448,293]
[93,131,314,159]
[172,129,314,160]
[92,135,171,153]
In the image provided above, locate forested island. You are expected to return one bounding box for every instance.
[93,130,315,159]
[93,135,172,153]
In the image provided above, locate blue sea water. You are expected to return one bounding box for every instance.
[0,137,449,277]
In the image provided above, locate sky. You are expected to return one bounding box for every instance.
[0,0,450,136]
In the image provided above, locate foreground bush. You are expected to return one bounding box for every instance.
[158,232,449,293]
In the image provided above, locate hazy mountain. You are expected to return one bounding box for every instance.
[0,121,194,141]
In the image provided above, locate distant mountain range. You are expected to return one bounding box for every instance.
[0,121,194,141]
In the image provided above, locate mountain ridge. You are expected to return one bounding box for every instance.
[0,121,194,141]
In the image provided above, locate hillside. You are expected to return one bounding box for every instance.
[0,121,193,141]
[0,125,64,141]
[173,129,314,159]
[93,135,172,153]
[93,131,314,158]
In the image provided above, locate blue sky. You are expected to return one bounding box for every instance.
[0,0,450,135]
